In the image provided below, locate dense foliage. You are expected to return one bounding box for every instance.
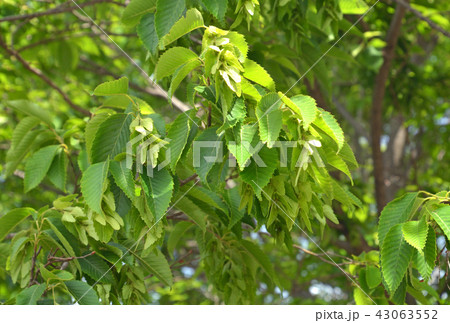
[0,0,449,305]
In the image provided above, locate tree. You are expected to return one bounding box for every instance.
[0,0,449,305]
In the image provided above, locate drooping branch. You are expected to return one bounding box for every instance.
[69,9,192,113]
[0,35,91,116]
[391,0,450,38]
[79,57,190,112]
[17,32,136,52]
[370,1,408,212]
[0,0,124,23]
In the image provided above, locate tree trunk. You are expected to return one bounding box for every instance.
[370,0,409,213]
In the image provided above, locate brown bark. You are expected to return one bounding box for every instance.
[371,1,408,213]
[384,115,408,201]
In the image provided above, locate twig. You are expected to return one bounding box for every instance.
[0,35,91,116]
[32,250,96,281]
[13,170,66,195]
[0,0,124,23]
[391,0,450,38]
[18,32,136,52]
[30,245,43,286]
[180,174,198,186]
[45,251,96,264]
[79,57,191,113]
[293,244,359,272]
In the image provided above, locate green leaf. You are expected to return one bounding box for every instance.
[156,47,198,80]
[339,142,358,169]
[331,179,362,209]
[168,59,202,98]
[241,79,261,100]
[0,208,33,241]
[365,266,382,289]
[187,186,228,214]
[141,169,174,222]
[79,254,114,284]
[227,123,258,170]
[218,97,246,132]
[47,150,68,191]
[430,205,450,241]
[93,77,129,96]
[225,186,245,229]
[323,205,339,224]
[168,222,193,255]
[406,286,430,305]
[122,0,156,26]
[109,160,135,201]
[102,95,132,109]
[155,0,186,39]
[256,93,283,148]
[91,113,132,163]
[378,192,418,247]
[391,277,407,305]
[289,95,318,130]
[64,280,100,305]
[241,240,276,282]
[381,224,414,294]
[134,249,173,286]
[323,149,353,182]
[7,100,53,126]
[413,227,436,280]
[16,284,46,305]
[137,13,159,56]
[226,31,248,61]
[339,0,369,14]
[167,113,190,171]
[5,129,40,176]
[162,8,204,46]
[45,217,81,273]
[243,59,275,91]
[353,287,372,305]
[402,217,428,252]
[24,145,60,192]
[240,146,278,199]
[201,0,228,20]
[11,116,40,149]
[313,109,345,151]
[193,127,223,182]
[85,112,110,163]
[40,266,74,283]
[174,197,206,231]
[81,161,109,214]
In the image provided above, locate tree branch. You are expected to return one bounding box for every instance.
[17,32,136,52]
[370,0,408,212]
[391,0,450,38]
[0,35,91,116]
[72,11,191,113]
[79,57,190,112]
[13,170,66,195]
[0,0,124,23]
